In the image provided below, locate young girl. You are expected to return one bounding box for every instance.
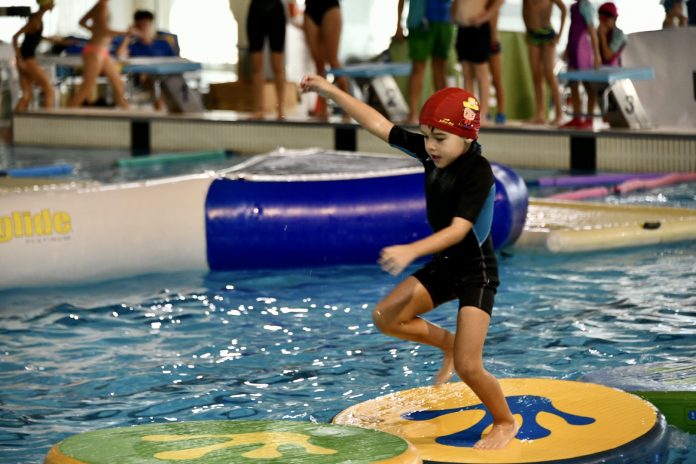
[68,0,128,109]
[300,74,518,450]
[12,0,55,112]
[561,0,600,129]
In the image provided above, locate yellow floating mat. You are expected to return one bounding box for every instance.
[333,378,668,464]
[45,419,421,464]
[515,198,696,252]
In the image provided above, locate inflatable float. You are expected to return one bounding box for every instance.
[0,149,528,290]
[583,361,696,434]
[514,198,696,253]
[45,419,421,464]
[333,378,669,464]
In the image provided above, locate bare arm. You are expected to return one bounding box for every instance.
[552,0,567,40]
[300,74,394,142]
[395,0,405,41]
[379,217,473,275]
[78,3,99,31]
[12,24,29,56]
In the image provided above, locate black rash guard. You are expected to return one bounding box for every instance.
[388,125,499,312]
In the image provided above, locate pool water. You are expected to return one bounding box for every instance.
[1,145,695,462]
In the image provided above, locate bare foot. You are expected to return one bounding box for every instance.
[525,116,546,125]
[250,111,265,120]
[474,420,519,450]
[434,350,454,385]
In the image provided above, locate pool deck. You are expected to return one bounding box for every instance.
[11,107,696,173]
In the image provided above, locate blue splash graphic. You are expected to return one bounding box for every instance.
[402,395,596,447]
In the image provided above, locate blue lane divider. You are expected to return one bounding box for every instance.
[1,164,74,178]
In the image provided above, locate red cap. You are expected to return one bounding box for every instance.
[419,87,481,140]
[598,2,618,17]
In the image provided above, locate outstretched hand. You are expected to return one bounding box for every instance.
[379,245,417,276]
[299,74,333,98]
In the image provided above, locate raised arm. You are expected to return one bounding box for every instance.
[300,74,394,142]
[78,3,100,31]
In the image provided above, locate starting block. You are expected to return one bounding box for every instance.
[558,66,654,129]
[329,62,412,121]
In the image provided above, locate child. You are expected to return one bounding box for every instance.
[597,2,626,66]
[396,0,454,124]
[561,0,600,129]
[300,73,519,450]
[68,0,128,109]
[522,0,567,125]
[451,0,504,126]
[245,0,287,120]
[662,0,688,28]
[12,0,55,112]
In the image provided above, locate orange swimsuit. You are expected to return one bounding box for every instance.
[82,43,109,59]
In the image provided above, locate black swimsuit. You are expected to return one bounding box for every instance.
[388,125,499,315]
[247,0,286,53]
[304,0,340,26]
[20,23,43,60]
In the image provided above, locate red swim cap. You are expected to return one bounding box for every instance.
[418,87,481,140]
[598,2,618,18]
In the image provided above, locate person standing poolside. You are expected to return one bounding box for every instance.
[662,0,688,27]
[560,0,600,129]
[12,0,56,112]
[451,0,504,126]
[301,0,348,119]
[597,2,626,66]
[68,0,128,109]
[300,73,519,450]
[488,5,506,124]
[245,0,288,120]
[396,0,454,124]
[522,0,566,125]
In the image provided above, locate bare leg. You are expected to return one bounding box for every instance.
[569,81,581,117]
[408,60,426,124]
[432,57,448,91]
[270,51,286,120]
[460,60,475,93]
[14,72,32,112]
[454,307,518,449]
[69,51,102,107]
[249,51,265,119]
[372,277,456,385]
[582,81,595,126]
[101,56,128,109]
[489,51,504,120]
[473,62,490,126]
[542,43,562,125]
[23,59,55,109]
[303,15,328,119]
[527,44,546,123]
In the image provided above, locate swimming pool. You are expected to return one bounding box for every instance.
[1,145,695,462]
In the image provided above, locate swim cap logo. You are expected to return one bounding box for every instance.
[436,117,455,127]
[462,97,479,122]
[143,432,338,460]
[402,395,595,447]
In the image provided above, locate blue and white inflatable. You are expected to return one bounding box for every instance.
[0,149,527,289]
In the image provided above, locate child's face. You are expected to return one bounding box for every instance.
[420,125,470,168]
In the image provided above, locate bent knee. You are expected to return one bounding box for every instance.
[454,358,484,382]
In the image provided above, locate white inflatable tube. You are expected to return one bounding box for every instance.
[1,174,213,288]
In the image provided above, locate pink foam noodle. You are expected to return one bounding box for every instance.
[614,173,696,194]
[548,187,611,200]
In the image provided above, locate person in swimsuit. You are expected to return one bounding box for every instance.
[560,0,600,129]
[246,0,287,120]
[522,0,566,125]
[300,73,519,450]
[12,0,55,112]
[488,6,505,124]
[597,2,626,66]
[451,0,504,126]
[68,0,128,109]
[301,0,348,119]
[396,0,454,124]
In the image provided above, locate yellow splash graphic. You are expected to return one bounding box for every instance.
[143,431,338,460]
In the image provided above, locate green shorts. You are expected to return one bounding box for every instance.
[408,21,454,61]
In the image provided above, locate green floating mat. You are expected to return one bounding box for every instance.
[46,419,421,464]
[583,361,695,434]
[117,150,227,168]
